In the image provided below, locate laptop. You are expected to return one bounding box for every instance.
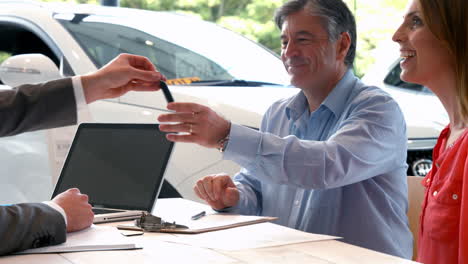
[51,123,174,223]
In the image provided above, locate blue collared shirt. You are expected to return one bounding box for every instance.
[223,70,413,258]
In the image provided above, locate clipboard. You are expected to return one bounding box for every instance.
[117,198,278,234]
[117,213,277,234]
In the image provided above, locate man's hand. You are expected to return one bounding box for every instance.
[52,188,94,232]
[157,102,231,148]
[81,53,166,103]
[194,174,239,210]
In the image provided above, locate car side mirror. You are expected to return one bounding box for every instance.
[0,53,61,87]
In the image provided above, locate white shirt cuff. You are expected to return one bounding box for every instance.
[42,201,67,226]
[72,76,87,112]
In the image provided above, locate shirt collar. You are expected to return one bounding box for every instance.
[285,91,308,121]
[322,70,357,117]
[286,70,357,120]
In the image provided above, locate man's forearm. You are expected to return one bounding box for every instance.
[0,203,66,255]
[0,78,77,136]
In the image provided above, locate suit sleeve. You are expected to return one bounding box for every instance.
[0,203,66,255]
[0,78,77,137]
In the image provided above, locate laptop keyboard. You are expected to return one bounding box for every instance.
[92,208,124,214]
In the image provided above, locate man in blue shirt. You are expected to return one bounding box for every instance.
[158,0,412,259]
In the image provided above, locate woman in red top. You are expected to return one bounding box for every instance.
[392,0,468,263]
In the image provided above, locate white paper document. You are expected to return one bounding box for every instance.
[160,222,340,251]
[15,225,140,254]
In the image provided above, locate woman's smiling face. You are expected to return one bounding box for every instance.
[392,0,453,87]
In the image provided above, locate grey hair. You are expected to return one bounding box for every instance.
[274,0,356,68]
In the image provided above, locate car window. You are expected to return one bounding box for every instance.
[55,12,289,86]
[0,22,62,84]
[0,51,11,63]
[57,18,236,82]
[0,24,60,66]
[384,63,432,94]
[0,51,11,85]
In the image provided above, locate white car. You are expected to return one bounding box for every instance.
[0,1,443,204]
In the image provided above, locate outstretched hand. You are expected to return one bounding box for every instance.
[81,53,166,103]
[157,102,231,148]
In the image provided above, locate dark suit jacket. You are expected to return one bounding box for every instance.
[0,203,67,255]
[0,78,76,255]
[0,78,77,136]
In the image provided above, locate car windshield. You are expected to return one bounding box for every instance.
[55,12,290,86]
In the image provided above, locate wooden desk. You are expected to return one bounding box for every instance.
[0,199,420,264]
[0,236,419,264]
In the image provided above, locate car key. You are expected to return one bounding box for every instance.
[160,81,174,103]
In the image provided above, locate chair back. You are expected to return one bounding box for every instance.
[407,176,425,260]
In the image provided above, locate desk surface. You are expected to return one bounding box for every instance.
[0,199,419,264]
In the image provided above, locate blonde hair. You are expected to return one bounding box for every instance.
[420,0,468,121]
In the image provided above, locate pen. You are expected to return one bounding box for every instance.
[191,211,206,220]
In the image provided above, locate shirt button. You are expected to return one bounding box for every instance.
[433,191,438,196]
[426,178,431,183]
[294,200,300,206]
[453,194,459,200]
[435,163,440,168]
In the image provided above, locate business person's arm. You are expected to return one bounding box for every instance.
[0,53,165,137]
[0,188,93,256]
[0,203,66,255]
[0,78,76,137]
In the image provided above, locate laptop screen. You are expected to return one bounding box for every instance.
[52,123,173,211]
